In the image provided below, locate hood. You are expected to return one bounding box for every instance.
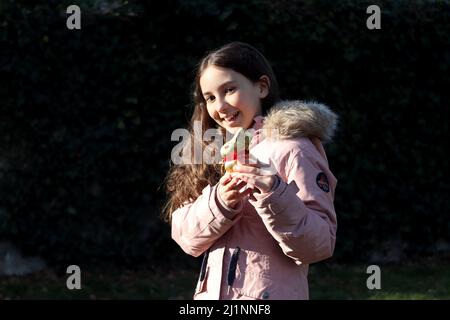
[262,100,338,143]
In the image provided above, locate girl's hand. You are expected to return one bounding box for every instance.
[231,160,278,194]
[217,172,254,209]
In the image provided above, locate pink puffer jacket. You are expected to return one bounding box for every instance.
[171,100,338,300]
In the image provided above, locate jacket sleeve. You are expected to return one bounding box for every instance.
[249,150,337,265]
[171,184,243,257]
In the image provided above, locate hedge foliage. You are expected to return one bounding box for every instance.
[0,0,448,267]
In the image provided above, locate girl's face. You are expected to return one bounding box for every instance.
[200,66,269,134]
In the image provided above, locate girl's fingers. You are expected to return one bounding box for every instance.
[240,187,254,197]
[234,162,276,176]
[228,186,254,202]
[234,162,259,174]
[220,172,232,185]
[224,177,239,192]
[233,173,256,189]
[229,182,256,200]
[234,180,248,192]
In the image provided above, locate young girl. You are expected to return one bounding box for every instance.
[163,42,338,300]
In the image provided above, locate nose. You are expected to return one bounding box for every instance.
[215,97,229,113]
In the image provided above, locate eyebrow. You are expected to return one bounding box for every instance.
[202,80,236,96]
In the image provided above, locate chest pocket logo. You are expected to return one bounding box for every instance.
[316,172,330,193]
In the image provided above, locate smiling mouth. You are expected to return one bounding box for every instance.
[222,111,239,123]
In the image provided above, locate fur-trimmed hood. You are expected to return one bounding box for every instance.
[262,100,338,143]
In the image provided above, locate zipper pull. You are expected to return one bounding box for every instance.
[199,249,210,282]
[226,246,241,295]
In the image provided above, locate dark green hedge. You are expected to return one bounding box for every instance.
[0,0,448,267]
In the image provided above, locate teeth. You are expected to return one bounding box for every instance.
[224,111,239,122]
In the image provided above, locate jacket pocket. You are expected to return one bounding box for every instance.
[231,250,270,299]
[232,250,303,300]
[236,250,270,279]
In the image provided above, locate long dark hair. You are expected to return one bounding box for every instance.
[162,42,280,222]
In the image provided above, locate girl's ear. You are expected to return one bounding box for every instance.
[258,75,270,99]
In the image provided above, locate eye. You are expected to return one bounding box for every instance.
[225,87,235,94]
[205,95,215,103]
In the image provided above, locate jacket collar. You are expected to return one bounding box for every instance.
[253,100,338,144]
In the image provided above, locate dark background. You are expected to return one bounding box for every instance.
[0,0,448,271]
